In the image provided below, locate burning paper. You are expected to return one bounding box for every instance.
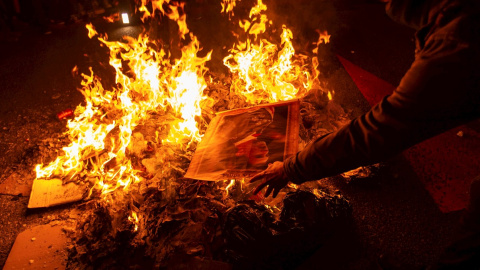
[185,100,299,181]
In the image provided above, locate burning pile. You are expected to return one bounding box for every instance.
[68,183,351,268]
[30,0,352,268]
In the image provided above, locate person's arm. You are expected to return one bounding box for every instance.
[283,34,479,184]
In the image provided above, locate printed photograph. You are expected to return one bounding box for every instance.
[185,100,300,181]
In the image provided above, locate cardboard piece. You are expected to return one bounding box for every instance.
[3,224,68,270]
[28,179,87,208]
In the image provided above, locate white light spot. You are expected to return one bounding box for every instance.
[122,13,130,24]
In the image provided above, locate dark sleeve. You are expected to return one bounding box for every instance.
[284,36,480,184]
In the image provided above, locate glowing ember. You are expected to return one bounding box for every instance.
[128,211,139,231]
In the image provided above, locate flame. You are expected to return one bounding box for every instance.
[71,65,78,77]
[139,0,189,38]
[312,29,331,56]
[221,0,237,17]
[316,29,331,45]
[225,179,235,196]
[35,0,331,203]
[128,211,139,231]
[287,183,299,189]
[86,23,98,39]
[223,0,320,105]
[103,13,120,23]
[36,3,210,197]
[249,0,267,18]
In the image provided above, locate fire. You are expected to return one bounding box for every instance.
[35,0,331,206]
[103,12,120,23]
[315,30,331,46]
[86,24,98,39]
[225,179,236,196]
[139,0,189,38]
[221,0,237,17]
[128,211,139,231]
[71,65,78,76]
[35,4,210,197]
[223,0,320,105]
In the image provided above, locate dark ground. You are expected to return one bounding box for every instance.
[0,0,464,269]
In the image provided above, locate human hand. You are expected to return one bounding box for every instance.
[250,161,289,198]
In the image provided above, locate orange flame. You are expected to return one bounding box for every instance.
[223,0,319,104]
[139,0,189,38]
[221,0,237,17]
[316,29,331,45]
[225,179,235,196]
[128,211,139,231]
[103,12,120,23]
[36,8,210,197]
[35,0,331,201]
[86,23,98,39]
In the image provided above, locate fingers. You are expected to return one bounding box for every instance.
[253,182,283,198]
[264,185,274,197]
[249,171,265,183]
[250,162,287,198]
[272,187,281,198]
[253,181,268,195]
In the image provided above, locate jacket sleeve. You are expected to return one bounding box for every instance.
[283,32,480,184]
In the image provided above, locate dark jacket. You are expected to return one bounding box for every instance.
[284,0,480,184]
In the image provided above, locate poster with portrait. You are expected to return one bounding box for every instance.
[184,100,300,181]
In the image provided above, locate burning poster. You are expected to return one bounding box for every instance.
[185,100,300,181]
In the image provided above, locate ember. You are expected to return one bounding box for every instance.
[56,109,74,120]
[24,0,355,268]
